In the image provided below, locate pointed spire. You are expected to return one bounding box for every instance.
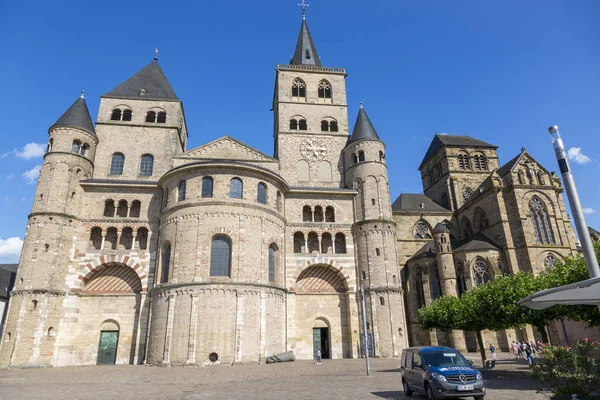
[290,12,321,66]
[104,60,179,101]
[49,95,96,136]
[348,105,381,144]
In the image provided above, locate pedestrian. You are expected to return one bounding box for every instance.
[517,341,523,359]
[489,343,496,361]
[511,341,518,358]
[529,340,536,354]
[524,344,534,367]
[316,348,322,365]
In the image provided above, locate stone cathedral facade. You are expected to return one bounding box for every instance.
[0,15,586,368]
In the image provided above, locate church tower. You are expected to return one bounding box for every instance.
[0,95,97,367]
[343,106,408,357]
[273,13,349,188]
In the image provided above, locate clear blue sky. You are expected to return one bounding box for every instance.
[1,1,599,262]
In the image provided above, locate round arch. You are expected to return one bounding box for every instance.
[295,264,349,294]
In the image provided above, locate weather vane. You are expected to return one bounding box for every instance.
[298,0,309,19]
[154,47,159,61]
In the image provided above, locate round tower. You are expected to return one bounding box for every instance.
[432,222,466,351]
[0,94,97,367]
[344,105,408,357]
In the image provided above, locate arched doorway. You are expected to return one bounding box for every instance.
[97,320,120,365]
[294,264,351,359]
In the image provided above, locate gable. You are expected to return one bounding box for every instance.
[499,151,552,177]
[177,136,277,163]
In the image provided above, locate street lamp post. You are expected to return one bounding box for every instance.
[548,125,600,278]
[359,284,371,376]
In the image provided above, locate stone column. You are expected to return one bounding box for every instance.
[100,234,106,250]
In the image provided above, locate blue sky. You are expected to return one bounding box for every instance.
[0,1,599,263]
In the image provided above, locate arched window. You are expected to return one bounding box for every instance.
[298,119,307,130]
[314,206,323,222]
[117,200,128,217]
[230,178,243,199]
[303,205,312,222]
[289,119,298,130]
[376,248,381,256]
[178,180,187,202]
[257,182,267,204]
[414,221,432,239]
[276,191,283,212]
[268,244,278,282]
[103,199,115,217]
[307,232,319,253]
[458,153,471,170]
[47,138,53,152]
[160,242,171,283]
[334,233,346,254]
[318,80,332,99]
[544,254,557,268]
[320,119,338,132]
[157,111,167,123]
[71,140,81,153]
[473,207,489,231]
[415,269,425,308]
[120,227,133,250]
[292,78,306,99]
[202,177,214,198]
[473,154,487,170]
[105,227,118,250]
[321,120,329,131]
[110,153,125,175]
[111,109,122,121]
[81,143,89,156]
[89,227,102,250]
[321,233,332,254]
[530,197,555,244]
[473,261,491,287]
[210,235,232,277]
[379,296,385,306]
[122,109,132,121]
[456,263,467,296]
[293,232,305,253]
[358,151,365,162]
[379,151,385,162]
[325,206,335,222]
[352,153,359,164]
[330,121,338,132]
[460,216,473,239]
[130,200,141,218]
[429,265,442,300]
[136,227,148,250]
[145,111,156,123]
[139,154,154,176]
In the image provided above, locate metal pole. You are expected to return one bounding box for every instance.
[548,125,600,278]
[360,284,371,376]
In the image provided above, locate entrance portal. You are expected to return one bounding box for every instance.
[312,327,330,359]
[97,330,119,365]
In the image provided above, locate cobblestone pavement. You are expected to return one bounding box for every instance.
[0,353,546,400]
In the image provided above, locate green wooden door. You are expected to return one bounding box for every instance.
[97,331,119,365]
[312,328,321,359]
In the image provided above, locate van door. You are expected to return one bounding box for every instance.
[409,352,425,392]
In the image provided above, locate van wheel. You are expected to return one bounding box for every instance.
[402,379,412,396]
[426,383,436,400]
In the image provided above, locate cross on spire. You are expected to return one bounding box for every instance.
[298,0,309,20]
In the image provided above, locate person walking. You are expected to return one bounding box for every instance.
[316,348,322,365]
[489,343,497,361]
[511,341,518,359]
[517,341,523,359]
[524,344,534,367]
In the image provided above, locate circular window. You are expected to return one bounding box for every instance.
[209,352,219,362]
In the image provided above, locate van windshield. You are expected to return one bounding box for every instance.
[421,351,470,368]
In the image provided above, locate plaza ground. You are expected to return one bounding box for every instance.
[0,353,546,400]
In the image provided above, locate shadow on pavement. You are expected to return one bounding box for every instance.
[371,390,406,399]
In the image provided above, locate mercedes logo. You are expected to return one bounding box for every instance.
[459,374,467,383]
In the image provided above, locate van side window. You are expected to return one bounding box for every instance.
[402,351,411,368]
[413,352,422,368]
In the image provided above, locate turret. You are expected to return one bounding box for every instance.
[345,106,407,357]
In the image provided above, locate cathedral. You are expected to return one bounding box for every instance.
[0,12,586,368]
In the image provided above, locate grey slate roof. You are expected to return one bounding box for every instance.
[104,60,179,101]
[589,226,600,238]
[290,19,321,66]
[419,134,497,170]
[49,97,96,136]
[433,222,450,234]
[407,242,436,262]
[453,233,499,252]
[392,193,451,213]
[348,107,381,144]
[497,152,524,177]
[0,264,18,299]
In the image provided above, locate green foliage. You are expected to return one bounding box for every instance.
[417,242,600,342]
[532,339,600,399]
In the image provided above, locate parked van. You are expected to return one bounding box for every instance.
[400,346,486,399]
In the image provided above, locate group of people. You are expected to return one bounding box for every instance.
[511,340,540,366]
